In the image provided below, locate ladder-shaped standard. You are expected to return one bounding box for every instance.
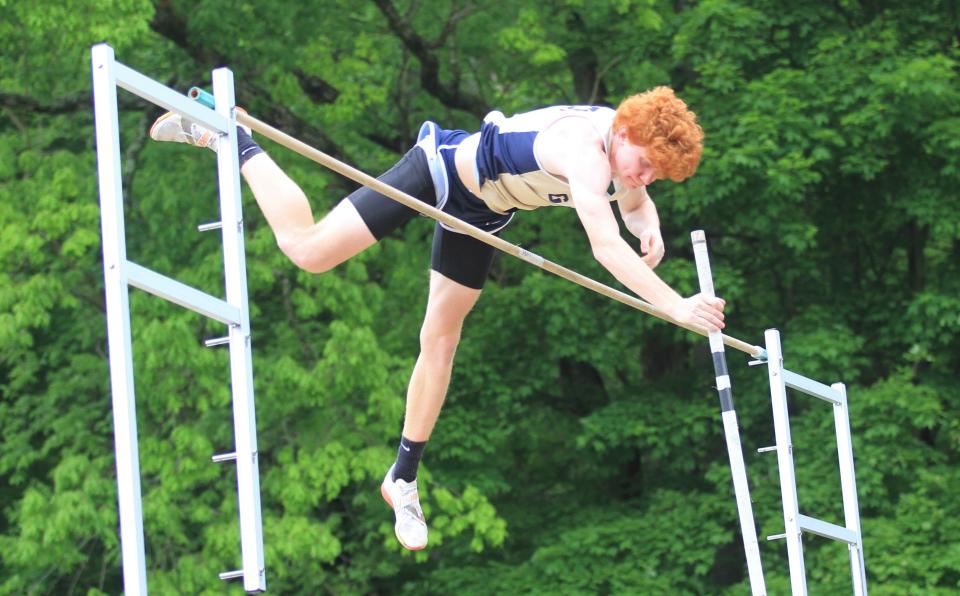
[762,329,867,595]
[92,44,265,593]
[692,232,866,594]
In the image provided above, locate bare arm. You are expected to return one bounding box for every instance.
[539,118,724,330]
[619,188,664,268]
[567,156,684,315]
[619,187,659,237]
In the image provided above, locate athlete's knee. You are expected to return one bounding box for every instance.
[419,323,463,362]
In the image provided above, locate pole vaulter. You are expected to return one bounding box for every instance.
[190,88,769,593]
[189,88,766,360]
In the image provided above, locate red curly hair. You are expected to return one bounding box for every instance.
[612,87,704,182]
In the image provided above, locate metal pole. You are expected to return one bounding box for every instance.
[832,382,868,596]
[765,329,807,595]
[691,231,766,596]
[212,68,266,593]
[91,43,148,596]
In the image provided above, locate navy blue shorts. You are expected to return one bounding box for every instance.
[346,126,514,289]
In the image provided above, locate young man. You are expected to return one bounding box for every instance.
[150,85,725,551]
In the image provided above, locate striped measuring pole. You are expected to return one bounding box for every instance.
[691,230,766,595]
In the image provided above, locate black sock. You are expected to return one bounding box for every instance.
[236,128,264,167]
[393,436,427,482]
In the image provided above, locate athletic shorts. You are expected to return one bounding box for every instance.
[346,125,515,289]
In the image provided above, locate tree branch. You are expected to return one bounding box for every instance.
[0,91,87,114]
[0,90,145,114]
[122,112,150,211]
[292,69,340,104]
[149,0,344,157]
[366,130,405,153]
[371,0,488,117]
[565,11,608,104]
[590,56,624,105]
[429,2,480,50]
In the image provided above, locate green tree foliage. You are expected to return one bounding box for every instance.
[1,0,958,593]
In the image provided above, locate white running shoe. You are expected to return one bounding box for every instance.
[148,107,249,152]
[381,465,428,550]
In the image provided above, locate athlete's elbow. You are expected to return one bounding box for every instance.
[590,239,621,270]
[278,236,332,274]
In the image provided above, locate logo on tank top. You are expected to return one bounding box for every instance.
[548,193,570,204]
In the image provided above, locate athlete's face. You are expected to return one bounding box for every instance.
[612,129,659,189]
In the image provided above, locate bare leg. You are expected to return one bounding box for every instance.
[402,270,483,441]
[240,152,376,272]
[241,150,474,444]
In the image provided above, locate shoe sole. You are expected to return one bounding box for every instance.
[148,111,179,141]
[381,480,426,551]
[150,107,250,143]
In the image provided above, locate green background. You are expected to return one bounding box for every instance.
[1,0,958,593]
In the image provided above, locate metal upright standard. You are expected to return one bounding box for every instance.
[763,329,867,595]
[91,44,266,593]
[691,231,767,596]
[691,232,866,594]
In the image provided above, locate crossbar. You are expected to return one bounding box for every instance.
[126,261,242,325]
[797,514,859,545]
[113,62,229,133]
[782,370,841,404]
[233,111,766,359]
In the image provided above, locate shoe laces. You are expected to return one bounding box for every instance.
[395,480,424,521]
[188,122,217,149]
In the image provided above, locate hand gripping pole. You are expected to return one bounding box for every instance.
[692,230,767,595]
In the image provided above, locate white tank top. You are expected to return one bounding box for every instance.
[474,105,628,213]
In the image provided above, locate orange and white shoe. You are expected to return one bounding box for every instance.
[381,465,428,550]
[148,107,249,152]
